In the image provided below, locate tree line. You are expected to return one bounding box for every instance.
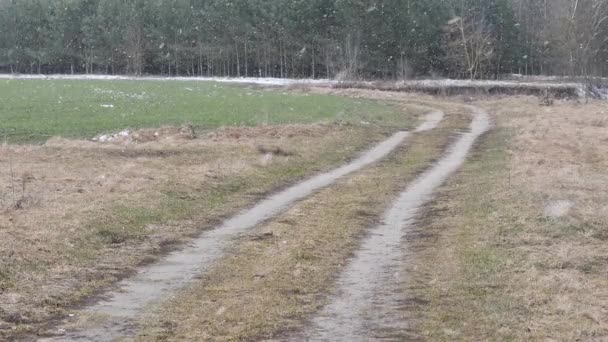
[0,0,607,79]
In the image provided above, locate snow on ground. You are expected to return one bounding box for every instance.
[591,85,608,100]
[392,79,588,97]
[2,73,605,99]
[544,200,574,219]
[0,74,335,86]
[93,129,130,143]
[397,78,583,89]
[341,78,598,98]
[94,87,149,100]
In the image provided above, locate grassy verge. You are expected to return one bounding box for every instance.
[133,103,471,341]
[0,79,400,144]
[403,98,608,341]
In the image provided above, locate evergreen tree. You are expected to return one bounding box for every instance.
[0,0,606,78]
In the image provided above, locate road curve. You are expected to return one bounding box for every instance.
[40,110,444,342]
[288,106,490,342]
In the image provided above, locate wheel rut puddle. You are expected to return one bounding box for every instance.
[288,106,489,342]
[40,111,444,341]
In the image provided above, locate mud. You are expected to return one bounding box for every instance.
[40,111,444,341]
[289,106,489,341]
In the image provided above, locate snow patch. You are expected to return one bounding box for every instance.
[590,85,608,100]
[94,88,148,100]
[260,153,274,166]
[3,74,604,99]
[0,74,335,86]
[93,129,130,143]
[544,200,574,219]
[395,78,584,92]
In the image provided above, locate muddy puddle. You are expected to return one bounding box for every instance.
[289,106,489,341]
[40,111,444,341]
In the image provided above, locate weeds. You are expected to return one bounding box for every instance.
[6,142,16,208]
[2,139,36,210]
[0,268,12,291]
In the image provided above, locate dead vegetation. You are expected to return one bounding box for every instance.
[133,100,471,341]
[130,94,608,341]
[0,122,403,340]
[333,80,582,99]
[403,97,608,340]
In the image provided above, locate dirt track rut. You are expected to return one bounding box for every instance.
[41,111,444,341]
[286,106,489,341]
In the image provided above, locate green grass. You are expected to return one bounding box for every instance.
[0,79,401,143]
[0,268,12,291]
[413,129,529,341]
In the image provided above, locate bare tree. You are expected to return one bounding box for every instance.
[444,12,494,80]
[125,23,145,75]
[342,30,362,79]
[579,0,608,75]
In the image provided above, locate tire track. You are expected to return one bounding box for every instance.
[41,110,444,341]
[288,106,490,341]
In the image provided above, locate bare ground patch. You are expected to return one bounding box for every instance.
[0,122,405,340]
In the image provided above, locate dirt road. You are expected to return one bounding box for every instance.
[287,106,489,341]
[41,110,444,341]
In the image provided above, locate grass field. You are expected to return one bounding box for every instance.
[0,80,424,340]
[4,80,606,341]
[0,79,400,143]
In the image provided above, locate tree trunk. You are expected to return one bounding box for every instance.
[235,41,241,77]
[199,44,203,76]
[244,40,248,77]
[284,46,288,78]
[280,41,284,78]
[312,44,316,79]
[264,47,268,77]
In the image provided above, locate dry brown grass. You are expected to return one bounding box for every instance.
[133,101,471,341]
[6,87,601,341]
[0,122,406,339]
[332,80,581,99]
[403,97,608,340]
